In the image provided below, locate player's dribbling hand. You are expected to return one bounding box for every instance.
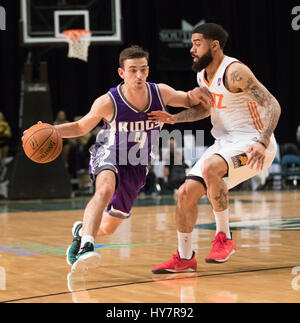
[188,87,214,108]
[147,111,175,124]
[246,142,266,171]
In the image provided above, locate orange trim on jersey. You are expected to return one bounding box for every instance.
[251,102,264,130]
[203,55,226,87]
[247,104,257,132]
[251,102,263,133]
[252,102,264,130]
[248,102,263,134]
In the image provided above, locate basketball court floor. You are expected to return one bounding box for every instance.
[0,190,300,303]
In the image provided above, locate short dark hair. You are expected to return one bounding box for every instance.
[192,23,229,49]
[119,45,149,68]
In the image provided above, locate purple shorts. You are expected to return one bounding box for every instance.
[89,144,147,219]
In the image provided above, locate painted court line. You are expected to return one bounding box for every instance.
[2,265,297,303]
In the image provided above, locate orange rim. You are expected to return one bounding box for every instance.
[63,29,91,42]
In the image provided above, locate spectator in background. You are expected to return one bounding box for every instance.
[164,138,189,193]
[296,125,300,150]
[54,110,69,125]
[68,116,92,175]
[139,165,157,196]
[54,110,71,167]
[0,112,12,159]
[68,116,92,191]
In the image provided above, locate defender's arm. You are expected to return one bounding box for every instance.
[226,63,281,147]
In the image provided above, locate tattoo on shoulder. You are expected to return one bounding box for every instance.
[230,71,243,84]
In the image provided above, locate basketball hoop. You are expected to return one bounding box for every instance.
[63,29,91,62]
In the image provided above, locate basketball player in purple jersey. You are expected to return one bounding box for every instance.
[53,45,211,272]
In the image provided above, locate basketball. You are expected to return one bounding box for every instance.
[22,123,62,164]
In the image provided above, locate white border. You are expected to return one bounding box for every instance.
[54,10,90,38]
[21,0,122,44]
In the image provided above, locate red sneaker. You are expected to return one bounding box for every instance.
[205,232,235,263]
[152,251,197,274]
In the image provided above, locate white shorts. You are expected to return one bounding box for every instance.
[187,135,277,190]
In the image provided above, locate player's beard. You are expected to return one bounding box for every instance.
[192,48,213,73]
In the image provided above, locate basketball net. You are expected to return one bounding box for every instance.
[63,30,91,62]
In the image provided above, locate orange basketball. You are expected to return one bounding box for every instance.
[22,123,62,164]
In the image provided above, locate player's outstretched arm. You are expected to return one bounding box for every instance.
[54,94,114,138]
[148,84,212,124]
[158,83,213,108]
[148,104,210,124]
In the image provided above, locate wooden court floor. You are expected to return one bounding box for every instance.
[0,190,300,303]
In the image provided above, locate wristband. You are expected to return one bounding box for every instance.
[256,140,266,148]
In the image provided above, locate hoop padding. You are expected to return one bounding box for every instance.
[63,30,91,62]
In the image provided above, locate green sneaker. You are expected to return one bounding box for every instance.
[66,221,83,265]
[71,242,101,273]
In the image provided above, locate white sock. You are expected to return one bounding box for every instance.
[213,209,231,239]
[80,235,94,250]
[177,231,193,259]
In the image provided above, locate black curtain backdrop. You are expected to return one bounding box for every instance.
[0,0,299,150]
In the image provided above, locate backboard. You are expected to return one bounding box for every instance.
[20,0,122,45]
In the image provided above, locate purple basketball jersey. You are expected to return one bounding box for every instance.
[89,82,165,218]
[95,81,165,166]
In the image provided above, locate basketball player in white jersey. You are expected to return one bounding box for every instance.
[149,23,281,273]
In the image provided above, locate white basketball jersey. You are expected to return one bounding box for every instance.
[197,55,269,142]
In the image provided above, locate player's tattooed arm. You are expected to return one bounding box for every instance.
[227,63,281,146]
[150,84,213,124]
[148,103,210,124]
[244,77,281,146]
[173,103,210,123]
